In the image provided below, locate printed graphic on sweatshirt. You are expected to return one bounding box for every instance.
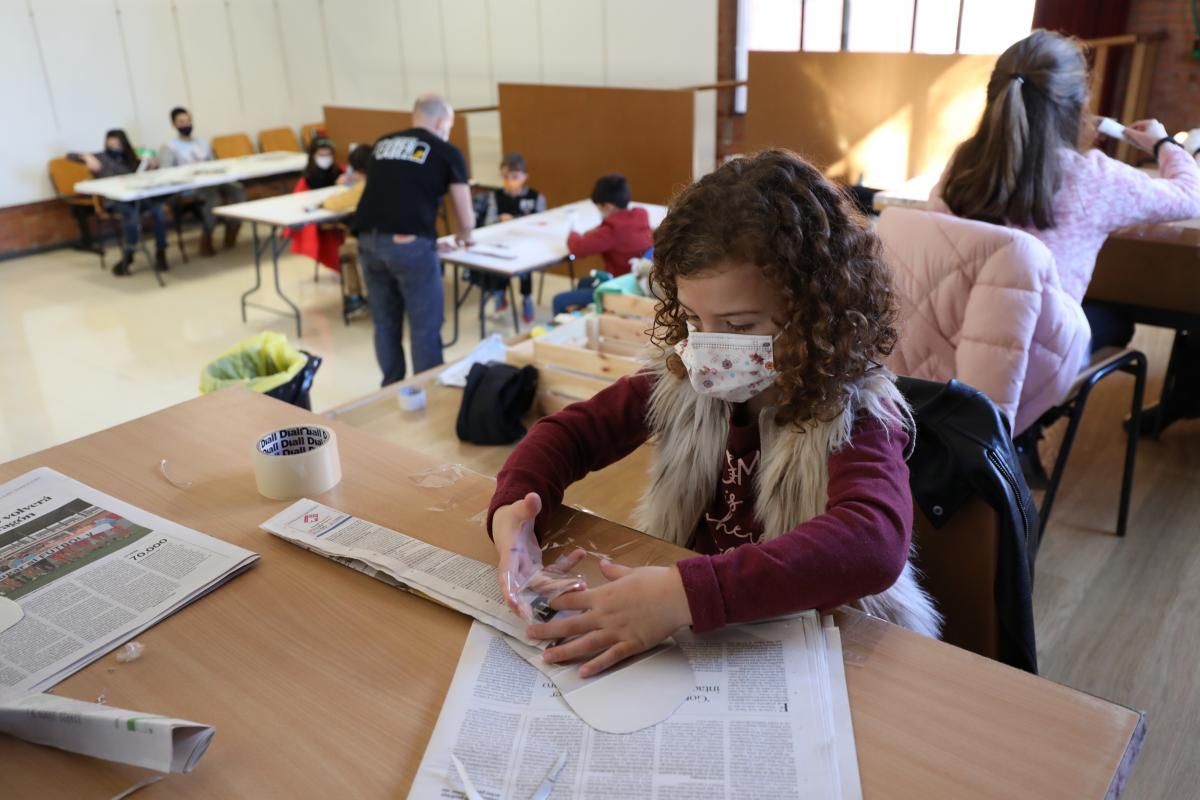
[374,137,430,164]
[705,449,762,550]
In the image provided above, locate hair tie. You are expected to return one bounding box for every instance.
[1010,73,1025,84]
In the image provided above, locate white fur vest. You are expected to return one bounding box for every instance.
[634,362,942,638]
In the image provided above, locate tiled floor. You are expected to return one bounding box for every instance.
[0,236,571,462]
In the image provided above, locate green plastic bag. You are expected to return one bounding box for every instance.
[199,332,308,395]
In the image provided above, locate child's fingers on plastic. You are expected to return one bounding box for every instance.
[528,609,595,642]
[549,587,595,612]
[543,629,614,665]
[579,641,639,678]
[548,547,587,572]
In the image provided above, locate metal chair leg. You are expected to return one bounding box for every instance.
[1117,353,1148,537]
[537,270,546,305]
[1039,395,1087,540]
[174,204,189,265]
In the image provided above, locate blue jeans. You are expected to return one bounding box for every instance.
[359,233,444,385]
[552,276,600,315]
[116,201,167,252]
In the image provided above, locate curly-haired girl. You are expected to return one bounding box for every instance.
[487,149,940,677]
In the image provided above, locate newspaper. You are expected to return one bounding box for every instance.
[260,500,540,647]
[261,501,697,733]
[409,615,863,800]
[0,467,259,699]
[0,692,213,773]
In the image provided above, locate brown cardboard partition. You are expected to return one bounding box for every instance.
[743,51,994,188]
[497,83,700,208]
[322,105,471,165]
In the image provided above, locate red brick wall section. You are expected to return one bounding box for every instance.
[0,176,295,258]
[1126,0,1200,136]
[0,200,80,254]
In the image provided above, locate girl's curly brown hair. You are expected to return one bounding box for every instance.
[651,149,898,427]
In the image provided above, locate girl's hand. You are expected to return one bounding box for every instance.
[1124,119,1170,154]
[528,561,693,678]
[493,493,544,615]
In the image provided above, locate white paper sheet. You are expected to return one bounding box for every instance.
[0,692,213,773]
[260,500,695,733]
[437,334,509,388]
[409,615,862,799]
[0,468,259,699]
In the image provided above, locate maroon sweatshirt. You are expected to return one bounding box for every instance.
[487,373,914,632]
[566,206,653,276]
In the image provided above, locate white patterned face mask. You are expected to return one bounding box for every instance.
[674,331,778,403]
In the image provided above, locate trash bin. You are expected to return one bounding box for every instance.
[199,331,322,410]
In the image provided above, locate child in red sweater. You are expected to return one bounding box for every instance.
[566,174,653,276]
[489,150,939,678]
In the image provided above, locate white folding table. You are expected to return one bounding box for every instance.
[437,200,668,344]
[213,186,352,338]
[72,152,307,285]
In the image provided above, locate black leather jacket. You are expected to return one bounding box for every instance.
[898,377,1040,673]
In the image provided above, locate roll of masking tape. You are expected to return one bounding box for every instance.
[397,385,427,412]
[253,424,342,500]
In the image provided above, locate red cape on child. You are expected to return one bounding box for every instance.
[287,176,344,272]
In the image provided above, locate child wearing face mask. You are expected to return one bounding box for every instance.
[486,149,939,679]
[288,137,346,279]
[482,153,547,323]
[74,128,170,275]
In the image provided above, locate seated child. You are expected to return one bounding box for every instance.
[489,150,940,678]
[289,137,345,273]
[567,174,653,277]
[484,153,547,323]
[322,144,373,317]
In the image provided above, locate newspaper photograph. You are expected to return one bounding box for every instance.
[0,467,260,699]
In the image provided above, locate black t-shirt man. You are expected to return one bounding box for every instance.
[354,127,469,239]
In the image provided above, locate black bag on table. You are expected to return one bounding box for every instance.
[456,362,539,445]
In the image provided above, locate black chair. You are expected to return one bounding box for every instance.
[171,196,208,264]
[1024,347,1147,538]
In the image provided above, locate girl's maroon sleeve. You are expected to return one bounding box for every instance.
[487,373,654,538]
[677,418,913,632]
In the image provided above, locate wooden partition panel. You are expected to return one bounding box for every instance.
[322,105,471,165]
[498,83,696,208]
[744,51,994,188]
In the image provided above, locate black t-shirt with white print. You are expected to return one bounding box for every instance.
[354,127,469,239]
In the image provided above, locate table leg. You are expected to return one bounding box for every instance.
[478,275,487,340]
[240,222,265,323]
[509,277,520,332]
[270,229,303,338]
[132,199,165,287]
[441,261,460,349]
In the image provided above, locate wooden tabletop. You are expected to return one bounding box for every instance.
[1,388,1142,799]
[326,370,651,531]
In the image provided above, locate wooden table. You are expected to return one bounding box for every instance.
[325,366,652,532]
[2,388,1142,799]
